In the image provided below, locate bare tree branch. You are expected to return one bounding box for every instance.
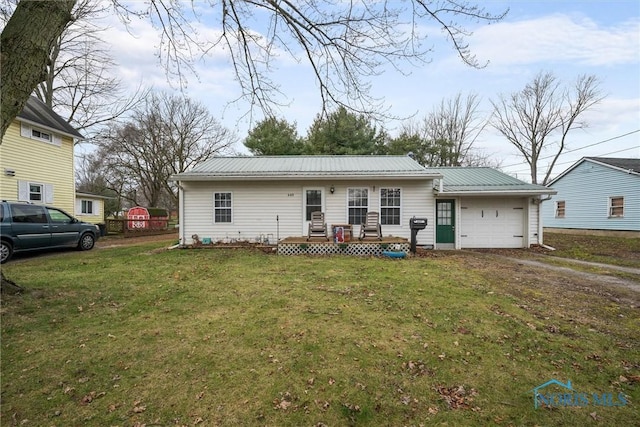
[490,72,604,184]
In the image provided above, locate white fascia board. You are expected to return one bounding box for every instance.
[170,173,442,182]
[434,189,557,197]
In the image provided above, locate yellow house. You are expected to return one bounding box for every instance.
[0,97,83,215]
[75,192,109,225]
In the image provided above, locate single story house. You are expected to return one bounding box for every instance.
[170,156,555,249]
[541,157,640,232]
[75,192,110,225]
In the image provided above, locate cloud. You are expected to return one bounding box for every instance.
[471,14,640,67]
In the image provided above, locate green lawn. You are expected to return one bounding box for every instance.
[544,232,640,268]
[1,241,638,426]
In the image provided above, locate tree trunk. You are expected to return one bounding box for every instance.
[1,270,24,294]
[1,0,76,138]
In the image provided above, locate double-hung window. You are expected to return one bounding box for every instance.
[555,201,565,218]
[348,188,368,225]
[29,184,43,202]
[380,188,401,225]
[214,192,232,223]
[609,197,624,218]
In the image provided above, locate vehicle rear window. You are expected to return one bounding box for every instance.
[11,204,48,223]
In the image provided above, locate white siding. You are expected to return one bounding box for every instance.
[543,161,640,231]
[180,179,435,245]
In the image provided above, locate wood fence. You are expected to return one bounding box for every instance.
[106,219,176,237]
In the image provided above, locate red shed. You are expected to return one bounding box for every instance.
[126,207,169,230]
[127,206,150,229]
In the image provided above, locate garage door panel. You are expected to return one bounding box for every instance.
[460,199,525,248]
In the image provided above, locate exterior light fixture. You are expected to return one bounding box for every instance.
[330,185,335,194]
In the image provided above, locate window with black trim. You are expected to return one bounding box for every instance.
[214,192,232,223]
[380,188,401,225]
[348,188,368,224]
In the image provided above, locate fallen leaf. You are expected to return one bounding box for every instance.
[329,378,335,385]
[590,412,598,421]
[133,405,146,413]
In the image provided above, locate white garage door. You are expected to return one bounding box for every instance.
[459,198,525,248]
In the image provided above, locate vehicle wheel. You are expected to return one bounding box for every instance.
[78,233,95,251]
[1,240,13,264]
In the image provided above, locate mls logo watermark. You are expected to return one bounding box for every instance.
[530,379,628,409]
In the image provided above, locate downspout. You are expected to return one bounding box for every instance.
[537,195,553,247]
[178,182,185,246]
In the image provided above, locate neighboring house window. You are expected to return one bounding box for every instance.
[348,188,368,225]
[82,200,94,214]
[609,197,624,218]
[20,123,61,146]
[380,188,401,225]
[18,181,54,204]
[31,128,52,142]
[29,184,42,201]
[214,192,232,223]
[555,201,565,218]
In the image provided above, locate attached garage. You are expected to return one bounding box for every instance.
[459,198,526,248]
[427,167,556,249]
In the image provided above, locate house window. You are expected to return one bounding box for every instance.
[348,188,368,225]
[214,192,232,223]
[29,184,43,202]
[32,128,52,142]
[21,123,61,146]
[380,188,401,225]
[82,200,94,214]
[609,197,624,218]
[555,201,565,218]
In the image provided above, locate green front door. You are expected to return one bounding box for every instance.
[436,200,455,244]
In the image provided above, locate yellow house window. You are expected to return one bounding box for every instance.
[81,200,94,214]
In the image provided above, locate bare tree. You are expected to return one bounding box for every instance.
[93,92,236,210]
[425,93,488,166]
[0,0,76,137]
[491,72,604,184]
[387,93,493,167]
[2,0,508,139]
[1,0,147,139]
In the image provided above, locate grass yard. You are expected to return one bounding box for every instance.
[543,232,640,269]
[1,239,638,426]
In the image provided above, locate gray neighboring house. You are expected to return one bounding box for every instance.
[542,157,640,232]
[171,156,556,249]
[425,167,556,249]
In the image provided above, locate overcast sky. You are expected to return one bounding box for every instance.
[96,0,639,181]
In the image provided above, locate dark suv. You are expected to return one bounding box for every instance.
[0,201,100,263]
